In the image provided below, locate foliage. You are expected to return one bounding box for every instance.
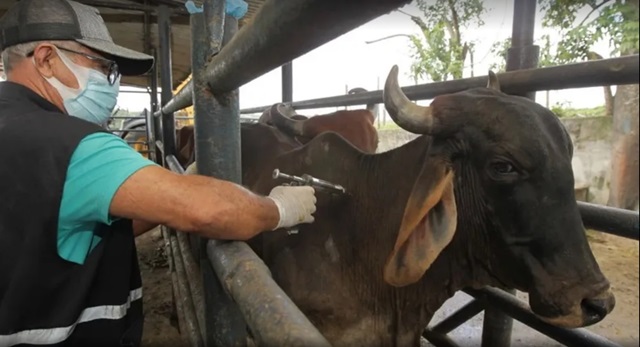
[405,0,487,83]
[539,0,639,58]
[489,34,557,72]
[550,104,607,118]
[490,0,639,71]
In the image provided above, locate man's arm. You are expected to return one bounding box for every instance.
[68,132,315,241]
[110,165,285,241]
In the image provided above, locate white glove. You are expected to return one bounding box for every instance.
[185,162,198,175]
[267,185,317,230]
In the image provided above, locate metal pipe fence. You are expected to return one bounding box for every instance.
[240,54,639,114]
[150,1,340,345]
[153,0,412,118]
[144,0,639,346]
[190,7,247,345]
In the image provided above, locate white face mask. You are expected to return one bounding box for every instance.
[39,47,121,126]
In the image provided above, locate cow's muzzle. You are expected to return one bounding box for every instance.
[531,284,615,328]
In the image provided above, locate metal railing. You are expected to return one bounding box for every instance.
[234,54,640,347]
[145,0,639,346]
[148,0,413,345]
[235,1,637,346]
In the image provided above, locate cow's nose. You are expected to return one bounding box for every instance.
[581,291,615,326]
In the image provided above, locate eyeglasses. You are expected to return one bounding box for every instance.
[27,45,121,86]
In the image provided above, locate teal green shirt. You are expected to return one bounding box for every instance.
[57,132,158,265]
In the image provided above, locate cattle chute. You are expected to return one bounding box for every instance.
[31,0,638,345]
[157,0,638,346]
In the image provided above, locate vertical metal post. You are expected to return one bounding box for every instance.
[143,108,156,162]
[191,1,247,345]
[142,8,156,163]
[481,2,539,347]
[376,76,381,128]
[505,0,540,100]
[158,5,176,161]
[150,48,162,164]
[281,61,293,102]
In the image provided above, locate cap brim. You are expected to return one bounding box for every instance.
[76,39,154,76]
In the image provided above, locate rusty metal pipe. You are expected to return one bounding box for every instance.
[176,231,206,342]
[170,233,204,347]
[190,2,249,344]
[165,156,207,344]
[160,227,190,344]
[206,241,332,347]
[154,0,411,116]
[465,287,623,347]
[158,5,177,159]
[240,54,640,114]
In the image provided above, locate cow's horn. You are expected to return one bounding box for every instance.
[269,103,305,136]
[487,70,501,91]
[383,65,434,134]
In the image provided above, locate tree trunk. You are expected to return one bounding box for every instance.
[607,83,639,211]
[603,86,614,117]
[587,52,614,117]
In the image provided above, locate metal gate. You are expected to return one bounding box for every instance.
[143,0,639,346]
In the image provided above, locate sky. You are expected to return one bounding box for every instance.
[21,1,619,117]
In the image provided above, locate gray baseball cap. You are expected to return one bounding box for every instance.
[0,0,154,76]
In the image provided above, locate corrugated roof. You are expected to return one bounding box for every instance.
[0,0,266,89]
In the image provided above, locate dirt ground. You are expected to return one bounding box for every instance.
[136,227,189,347]
[135,227,639,347]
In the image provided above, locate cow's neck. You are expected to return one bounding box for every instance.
[353,134,496,319]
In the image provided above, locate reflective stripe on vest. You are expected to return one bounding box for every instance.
[0,287,142,346]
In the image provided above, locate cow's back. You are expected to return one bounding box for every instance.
[301,110,378,153]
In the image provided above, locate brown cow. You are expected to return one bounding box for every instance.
[176,94,380,170]
[177,122,301,187]
[240,65,615,346]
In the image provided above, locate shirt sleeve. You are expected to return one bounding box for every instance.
[59,132,159,225]
[57,132,158,264]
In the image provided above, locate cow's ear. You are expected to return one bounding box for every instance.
[383,157,457,287]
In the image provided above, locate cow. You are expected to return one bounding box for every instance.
[235,65,616,346]
[258,87,379,153]
[177,94,380,172]
[176,125,198,167]
[258,103,309,124]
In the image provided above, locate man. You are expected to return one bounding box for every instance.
[0,1,317,346]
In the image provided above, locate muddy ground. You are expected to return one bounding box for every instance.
[136,227,639,347]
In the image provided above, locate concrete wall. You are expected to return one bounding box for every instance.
[376,116,613,204]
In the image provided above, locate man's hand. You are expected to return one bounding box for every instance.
[267,186,317,230]
[184,162,318,231]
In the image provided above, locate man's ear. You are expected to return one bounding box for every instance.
[31,43,56,78]
[383,154,458,287]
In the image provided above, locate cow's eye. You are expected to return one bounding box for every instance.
[491,161,516,175]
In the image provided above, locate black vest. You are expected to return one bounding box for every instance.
[0,82,143,346]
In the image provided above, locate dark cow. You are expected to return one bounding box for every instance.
[258,87,379,153]
[258,103,308,124]
[176,125,198,167]
[241,65,615,346]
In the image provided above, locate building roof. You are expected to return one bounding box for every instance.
[0,0,265,90]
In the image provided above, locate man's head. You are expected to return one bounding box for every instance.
[0,0,154,126]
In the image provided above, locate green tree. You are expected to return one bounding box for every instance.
[489,34,556,71]
[402,0,487,83]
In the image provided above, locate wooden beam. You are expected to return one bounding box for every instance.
[0,10,190,25]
